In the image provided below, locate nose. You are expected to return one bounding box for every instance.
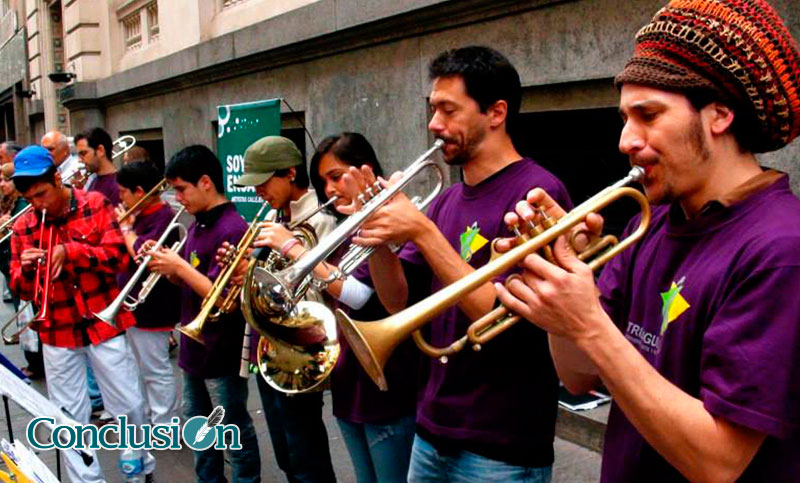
[618,120,645,155]
[428,110,445,136]
[324,182,337,200]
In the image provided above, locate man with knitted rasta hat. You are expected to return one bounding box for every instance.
[494,0,800,481]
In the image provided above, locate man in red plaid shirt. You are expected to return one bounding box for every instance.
[9,145,156,482]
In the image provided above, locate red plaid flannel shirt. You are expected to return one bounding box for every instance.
[10,188,135,348]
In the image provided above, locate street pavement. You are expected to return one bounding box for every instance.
[0,274,600,482]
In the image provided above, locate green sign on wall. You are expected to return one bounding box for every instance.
[217,98,281,219]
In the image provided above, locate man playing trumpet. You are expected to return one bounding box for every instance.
[355,46,573,481]
[8,146,155,482]
[116,161,181,426]
[496,0,800,480]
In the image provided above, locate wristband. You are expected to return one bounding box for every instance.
[280,238,301,257]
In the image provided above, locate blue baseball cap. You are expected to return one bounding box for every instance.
[12,146,54,178]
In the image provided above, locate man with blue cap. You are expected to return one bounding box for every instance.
[8,145,156,482]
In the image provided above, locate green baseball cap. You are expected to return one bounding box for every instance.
[235,136,302,187]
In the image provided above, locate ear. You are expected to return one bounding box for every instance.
[54,171,62,190]
[96,144,107,159]
[198,174,212,191]
[135,186,146,197]
[705,102,735,136]
[486,100,508,129]
[288,167,297,182]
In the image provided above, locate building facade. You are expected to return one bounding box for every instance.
[2,0,799,199]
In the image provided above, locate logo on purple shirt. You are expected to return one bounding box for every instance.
[659,276,691,335]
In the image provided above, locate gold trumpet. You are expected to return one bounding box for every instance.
[179,201,272,344]
[117,178,170,224]
[336,167,651,391]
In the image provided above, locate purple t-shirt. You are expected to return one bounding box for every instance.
[400,158,572,467]
[598,175,800,481]
[87,173,121,206]
[178,203,248,379]
[116,203,181,330]
[331,260,419,424]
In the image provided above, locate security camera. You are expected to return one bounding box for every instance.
[48,72,77,83]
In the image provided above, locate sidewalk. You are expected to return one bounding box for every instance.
[0,275,600,482]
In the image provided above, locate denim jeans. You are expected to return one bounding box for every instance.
[337,415,415,483]
[87,365,104,411]
[407,434,552,483]
[183,373,261,483]
[256,375,335,483]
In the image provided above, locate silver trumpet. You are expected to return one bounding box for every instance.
[2,301,33,345]
[94,207,187,326]
[245,139,445,319]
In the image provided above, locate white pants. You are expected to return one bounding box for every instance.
[43,335,156,482]
[126,327,179,425]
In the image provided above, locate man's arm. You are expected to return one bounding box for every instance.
[356,193,495,320]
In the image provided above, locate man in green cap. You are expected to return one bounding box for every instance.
[235,135,337,482]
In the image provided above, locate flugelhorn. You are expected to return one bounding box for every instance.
[244,139,445,320]
[93,207,187,326]
[179,201,272,344]
[336,167,650,390]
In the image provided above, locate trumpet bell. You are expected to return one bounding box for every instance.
[93,304,119,328]
[179,319,206,345]
[334,309,389,391]
[256,301,339,393]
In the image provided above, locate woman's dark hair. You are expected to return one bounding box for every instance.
[429,46,521,134]
[117,161,162,194]
[165,145,225,194]
[13,166,58,194]
[309,133,384,217]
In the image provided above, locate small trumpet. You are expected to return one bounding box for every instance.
[2,300,33,345]
[93,207,187,326]
[336,167,651,391]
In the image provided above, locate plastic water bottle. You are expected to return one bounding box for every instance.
[119,447,144,482]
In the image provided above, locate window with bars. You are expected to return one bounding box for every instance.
[122,12,142,51]
[146,1,158,42]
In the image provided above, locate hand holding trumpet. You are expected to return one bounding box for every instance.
[492,187,609,342]
[20,244,65,278]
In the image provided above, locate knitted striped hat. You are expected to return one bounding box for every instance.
[615,0,800,152]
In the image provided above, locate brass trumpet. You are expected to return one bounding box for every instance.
[179,201,273,344]
[94,207,187,326]
[336,167,651,390]
[116,178,170,225]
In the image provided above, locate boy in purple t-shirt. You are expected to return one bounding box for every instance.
[497,1,800,481]
[147,145,261,482]
[355,46,571,481]
[116,161,182,427]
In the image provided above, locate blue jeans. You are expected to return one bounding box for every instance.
[408,434,552,483]
[87,365,104,411]
[255,376,335,483]
[183,373,260,483]
[337,415,415,483]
